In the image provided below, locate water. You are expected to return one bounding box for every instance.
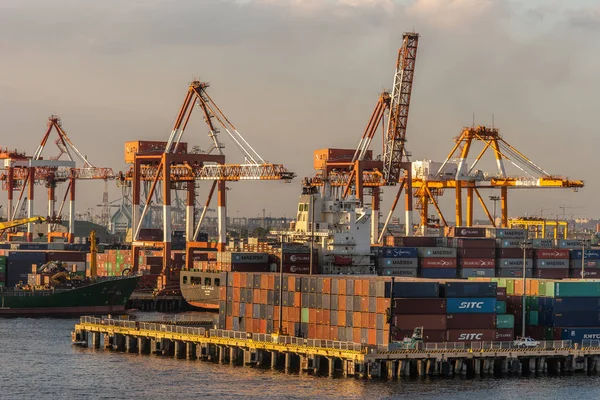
[1,314,599,400]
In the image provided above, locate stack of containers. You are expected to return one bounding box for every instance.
[390,282,444,342]
[533,249,570,279]
[557,239,589,249]
[445,227,487,238]
[443,281,500,342]
[385,236,437,247]
[270,247,319,274]
[376,247,419,277]
[569,249,600,278]
[4,251,47,287]
[494,232,532,278]
[216,252,269,272]
[0,255,5,286]
[531,239,555,249]
[454,238,496,278]
[537,281,600,343]
[418,247,457,278]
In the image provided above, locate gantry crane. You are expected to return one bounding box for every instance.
[118,80,295,274]
[410,125,584,230]
[303,32,420,243]
[0,115,115,241]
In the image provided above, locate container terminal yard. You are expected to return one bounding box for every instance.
[1,31,600,381]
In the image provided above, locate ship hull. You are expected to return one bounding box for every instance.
[180,271,221,311]
[0,276,140,317]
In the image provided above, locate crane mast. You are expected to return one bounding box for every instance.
[382,32,419,184]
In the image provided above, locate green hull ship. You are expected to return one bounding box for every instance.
[0,276,141,317]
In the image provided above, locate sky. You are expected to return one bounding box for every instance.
[0,0,599,223]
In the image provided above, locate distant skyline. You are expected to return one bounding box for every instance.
[1,0,598,222]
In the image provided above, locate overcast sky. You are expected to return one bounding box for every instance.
[1,0,598,223]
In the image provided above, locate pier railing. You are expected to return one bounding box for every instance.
[78,317,573,353]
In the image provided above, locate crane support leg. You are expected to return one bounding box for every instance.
[421,191,428,236]
[186,182,195,242]
[403,165,413,237]
[27,167,35,242]
[473,188,495,227]
[162,158,172,273]
[378,177,405,244]
[7,167,13,221]
[466,187,473,227]
[217,180,227,252]
[371,187,380,245]
[500,186,508,227]
[425,186,447,227]
[48,185,55,236]
[68,178,76,243]
[194,181,217,241]
[455,181,462,228]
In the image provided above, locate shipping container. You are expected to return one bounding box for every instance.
[496,314,515,329]
[446,313,496,329]
[486,228,527,239]
[496,239,527,248]
[377,267,418,277]
[418,247,457,258]
[420,258,457,268]
[458,258,495,268]
[419,268,457,279]
[557,239,589,249]
[452,238,496,248]
[561,328,600,343]
[570,250,600,260]
[446,329,496,342]
[443,282,497,298]
[446,227,487,238]
[552,311,600,327]
[532,269,570,279]
[496,301,507,314]
[393,329,446,343]
[446,297,497,314]
[571,259,600,269]
[571,268,600,278]
[496,248,533,258]
[496,258,532,268]
[534,249,570,259]
[458,268,495,278]
[380,247,419,258]
[496,268,533,278]
[385,281,439,298]
[379,258,419,268]
[539,281,600,298]
[496,329,514,341]
[530,239,555,249]
[393,298,446,315]
[457,248,496,258]
[392,314,447,331]
[535,259,569,268]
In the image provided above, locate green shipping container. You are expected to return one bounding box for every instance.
[526,296,539,311]
[527,311,539,326]
[496,301,507,314]
[544,327,555,340]
[497,314,514,329]
[0,265,5,273]
[540,281,600,297]
[301,308,309,323]
[505,279,515,295]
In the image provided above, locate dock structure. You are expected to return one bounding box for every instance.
[73,317,600,379]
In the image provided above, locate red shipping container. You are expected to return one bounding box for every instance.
[393,298,446,315]
[316,309,323,325]
[259,319,267,334]
[226,316,232,330]
[393,329,446,342]
[454,238,495,248]
[253,289,261,304]
[316,324,324,340]
[496,287,507,301]
[323,310,330,324]
[267,275,275,290]
[420,258,457,268]
[446,329,496,342]
[281,264,318,274]
[534,249,570,259]
[329,327,338,341]
[574,268,600,278]
[458,248,495,258]
[495,329,514,341]
[459,258,495,268]
[309,308,316,322]
[392,315,447,330]
[533,268,570,279]
[446,314,496,329]
[368,313,376,328]
[282,253,314,263]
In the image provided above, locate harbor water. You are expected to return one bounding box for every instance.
[2,313,599,400]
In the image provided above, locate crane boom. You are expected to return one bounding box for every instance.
[0,216,46,230]
[382,32,419,184]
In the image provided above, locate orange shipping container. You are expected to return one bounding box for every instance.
[329,327,338,341]
[353,312,362,327]
[233,290,241,303]
[368,329,377,345]
[353,327,361,343]
[323,278,331,294]
[339,279,346,295]
[323,309,330,324]
[361,297,369,313]
[240,273,247,288]
[261,274,268,289]
[259,319,267,334]
[316,309,323,325]
[316,324,324,340]
[260,289,267,304]
[226,316,232,330]
[294,292,301,307]
[338,310,346,326]
[309,308,317,322]
[339,295,346,311]
[369,313,377,328]
[308,324,316,338]
[267,275,275,290]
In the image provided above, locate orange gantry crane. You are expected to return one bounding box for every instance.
[411,125,584,231]
[0,115,115,241]
[118,80,294,274]
[304,31,420,243]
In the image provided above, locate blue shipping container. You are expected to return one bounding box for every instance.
[384,281,439,298]
[553,311,600,327]
[561,328,600,343]
[446,297,497,314]
[570,250,600,260]
[381,247,419,258]
[420,268,457,279]
[549,297,600,313]
[444,282,497,298]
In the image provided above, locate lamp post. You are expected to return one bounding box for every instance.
[489,196,500,225]
[520,240,532,338]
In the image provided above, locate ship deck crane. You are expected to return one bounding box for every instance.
[303,32,420,243]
